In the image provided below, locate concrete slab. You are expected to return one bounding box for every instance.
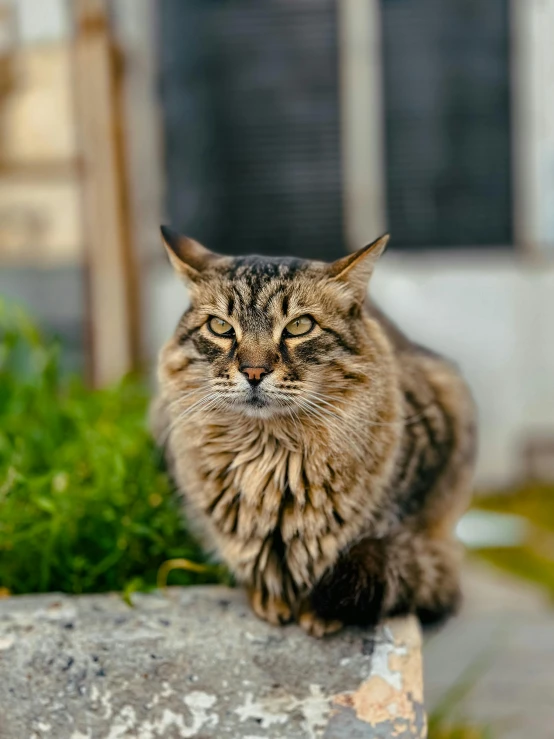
[0,586,425,739]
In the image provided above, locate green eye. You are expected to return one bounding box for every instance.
[208,317,234,336]
[284,315,314,337]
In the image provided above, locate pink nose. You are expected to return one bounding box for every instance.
[241,366,269,384]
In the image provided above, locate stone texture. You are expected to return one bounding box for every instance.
[0,587,425,739]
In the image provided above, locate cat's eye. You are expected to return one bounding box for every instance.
[208,317,234,336]
[284,315,315,337]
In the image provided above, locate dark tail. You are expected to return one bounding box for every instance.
[310,530,462,628]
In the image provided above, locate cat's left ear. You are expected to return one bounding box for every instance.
[328,234,389,298]
[160,225,220,281]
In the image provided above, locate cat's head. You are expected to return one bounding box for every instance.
[159,227,389,419]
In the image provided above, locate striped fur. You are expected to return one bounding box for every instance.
[152,228,476,636]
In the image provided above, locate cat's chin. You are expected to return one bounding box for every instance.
[238,402,284,420]
[241,406,278,420]
[232,395,293,420]
[226,388,288,420]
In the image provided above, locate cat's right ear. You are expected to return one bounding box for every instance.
[328,234,389,299]
[160,226,218,281]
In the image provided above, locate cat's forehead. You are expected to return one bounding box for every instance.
[224,255,313,283]
[200,255,328,314]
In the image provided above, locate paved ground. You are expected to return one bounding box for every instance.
[424,561,554,739]
[0,587,425,739]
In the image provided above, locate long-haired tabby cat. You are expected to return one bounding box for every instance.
[152,227,476,637]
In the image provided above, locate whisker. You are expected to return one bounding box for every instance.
[300,396,344,423]
[301,393,387,444]
[161,392,221,444]
[295,398,342,429]
[303,388,435,428]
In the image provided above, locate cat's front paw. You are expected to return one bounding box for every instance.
[309,538,387,627]
[298,609,343,639]
[248,588,293,626]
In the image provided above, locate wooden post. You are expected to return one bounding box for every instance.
[511,0,554,256]
[338,0,387,250]
[72,0,139,385]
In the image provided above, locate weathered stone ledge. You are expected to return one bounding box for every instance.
[0,586,426,738]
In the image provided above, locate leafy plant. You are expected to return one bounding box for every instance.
[0,301,223,595]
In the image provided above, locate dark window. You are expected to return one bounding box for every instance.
[381,0,512,248]
[158,0,344,260]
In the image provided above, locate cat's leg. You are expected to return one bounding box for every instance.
[296,600,343,638]
[247,586,293,626]
[308,537,388,627]
[384,529,463,627]
[248,584,343,636]
[309,529,462,629]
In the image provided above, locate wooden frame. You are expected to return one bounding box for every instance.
[72,0,139,385]
[510,0,554,257]
[338,0,387,251]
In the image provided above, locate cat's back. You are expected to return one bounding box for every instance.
[365,298,476,526]
[365,297,474,416]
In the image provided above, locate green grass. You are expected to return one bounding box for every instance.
[427,651,496,739]
[428,726,493,739]
[0,301,223,596]
[429,727,492,739]
[473,484,554,600]
[475,546,554,601]
[475,484,554,532]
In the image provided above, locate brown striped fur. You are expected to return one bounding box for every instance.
[152,227,476,637]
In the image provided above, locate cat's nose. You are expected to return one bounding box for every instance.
[240,366,271,386]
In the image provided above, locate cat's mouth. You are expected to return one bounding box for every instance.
[224,383,297,418]
[246,393,267,408]
[237,386,281,418]
[245,387,269,408]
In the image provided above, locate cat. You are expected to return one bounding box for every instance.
[151,226,476,637]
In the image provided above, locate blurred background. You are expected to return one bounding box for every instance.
[0,1,553,734]
[1,0,553,487]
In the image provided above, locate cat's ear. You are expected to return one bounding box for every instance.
[160,225,219,280]
[328,234,389,298]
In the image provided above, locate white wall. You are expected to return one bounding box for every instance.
[374,252,554,486]
[148,253,554,488]
[13,0,69,43]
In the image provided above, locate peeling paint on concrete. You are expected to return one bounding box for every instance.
[0,634,15,650]
[331,618,426,738]
[234,684,332,739]
[235,692,290,728]
[325,702,426,739]
[366,629,406,691]
[182,691,219,735]
[105,705,137,739]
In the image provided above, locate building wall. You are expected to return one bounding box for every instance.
[0,0,82,267]
[373,252,554,486]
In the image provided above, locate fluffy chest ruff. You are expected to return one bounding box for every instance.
[168,410,400,602]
